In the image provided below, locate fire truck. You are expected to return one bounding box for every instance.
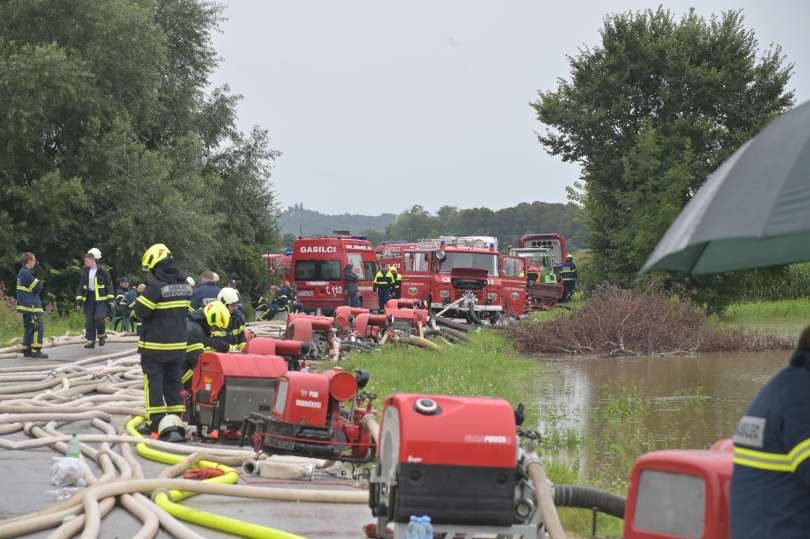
[262,251,292,280]
[375,241,418,271]
[519,233,568,271]
[397,238,526,323]
[291,234,379,315]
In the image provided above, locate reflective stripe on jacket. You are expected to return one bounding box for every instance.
[134,262,192,362]
[730,351,810,538]
[16,266,44,313]
[76,267,115,304]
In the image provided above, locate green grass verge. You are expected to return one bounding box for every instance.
[719,299,810,337]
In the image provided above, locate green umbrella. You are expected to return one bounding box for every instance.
[641,100,810,275]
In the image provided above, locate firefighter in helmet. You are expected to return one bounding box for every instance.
[389,266,402,299]
[183,302,232,389]
[217,287,247,351]
[75,248,115,348]
[373,263,394,311]
[133,243,192,437]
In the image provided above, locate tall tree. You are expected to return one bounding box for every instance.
[533,8,793,286]
[0,0,280,301]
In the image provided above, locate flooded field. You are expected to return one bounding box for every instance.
[536,351,787,494]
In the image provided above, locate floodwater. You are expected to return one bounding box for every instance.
[536,351,787,492]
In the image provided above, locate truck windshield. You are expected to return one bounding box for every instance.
[295,260,342,281]
[438,252,498,276]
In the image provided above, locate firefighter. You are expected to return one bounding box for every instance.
[183,302,232,389]
[343,263,361,307]
[373,263,393,311]
[390,266,402,299]
[16,252,48,358]
[217,287,247,350]
[75,248,115,348]
[133,243,192,437]
[257,284,295,321]
[191,270,220,310]
[730,326,810,538]
[560,254,577,300]
[112,276,138,332]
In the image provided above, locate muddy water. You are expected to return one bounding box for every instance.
[536,351,787,491]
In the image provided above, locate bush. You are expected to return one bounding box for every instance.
[506,285,793,356]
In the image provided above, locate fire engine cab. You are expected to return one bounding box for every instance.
[376,241,418,271]
[397,238,526,322]
[292,234,379,315]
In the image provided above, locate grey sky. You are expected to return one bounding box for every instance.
[211,1,809,215]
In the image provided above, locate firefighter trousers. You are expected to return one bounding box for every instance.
[22,313,44,350]
[141,354,184,429]
[377,290,390,310]
[84,301,106,343]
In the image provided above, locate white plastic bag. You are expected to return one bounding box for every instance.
[49,457,84,487]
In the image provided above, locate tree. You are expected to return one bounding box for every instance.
[0,0,280,302]
[533,8,793,288]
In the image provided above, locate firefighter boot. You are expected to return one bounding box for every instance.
[30,350,49,359]
[84,341,95,349]
[98,334,106,347]
[23,347,31,357]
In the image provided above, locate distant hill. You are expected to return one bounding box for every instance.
[280,204,396,236]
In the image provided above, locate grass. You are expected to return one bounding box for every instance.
[719,299,810,337]
[339,331,541,426]
[0,308,85,346]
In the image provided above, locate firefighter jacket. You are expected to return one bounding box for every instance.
[76,266,115,307]
[134,261,192,362]
[560,261,577,281]
[373,270,393,293]
[730,350,810,539]
[390,271,402,291]
[221,309,247,351]
[190,282,220,310]
[16,266,44,313]
[183,315,230,384]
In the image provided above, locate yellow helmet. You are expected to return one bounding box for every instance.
[141,243,171,270]
[204,301,231,329]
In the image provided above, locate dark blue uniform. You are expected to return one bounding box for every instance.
[190,281,220,310]
[76,266,115,345]
[730,350,810,538]
[16,266,45,353]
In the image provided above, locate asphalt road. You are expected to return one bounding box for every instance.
[0,342,372,538]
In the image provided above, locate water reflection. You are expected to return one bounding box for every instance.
[537,351,787,489]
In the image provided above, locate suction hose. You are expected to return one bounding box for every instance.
[553,485,626,519]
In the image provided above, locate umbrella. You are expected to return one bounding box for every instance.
[641,100,810,275]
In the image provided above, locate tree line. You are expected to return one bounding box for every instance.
[0,0,280,306]
[533,7,794,310]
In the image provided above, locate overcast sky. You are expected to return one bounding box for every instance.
[210,1,809,215]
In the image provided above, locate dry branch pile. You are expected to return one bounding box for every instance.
[507,286,794,357]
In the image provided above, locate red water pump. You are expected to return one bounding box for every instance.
[242,337,312,370]
[243,367,377,463]
[369,394,539,537]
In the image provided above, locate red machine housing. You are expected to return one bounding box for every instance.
[242,337,310,370]
[335,306,371,332]
[291,234,379,314]
[373,394,518,526]
[623,448,733,539]
[189,352,288,438]
[245,367,376,462]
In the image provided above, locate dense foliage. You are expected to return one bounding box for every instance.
[0,0,279,304]
[533,8,793,307]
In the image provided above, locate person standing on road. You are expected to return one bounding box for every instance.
[16,252,48,358]
[373,263,393,311]
[730,326,810,538]
[344,263,361,307]
[134,243,192,436]
[389,266,402,299]
[75,248,114,349]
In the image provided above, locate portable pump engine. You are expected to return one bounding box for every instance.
[243,368,377,463]
[369,394,540,538]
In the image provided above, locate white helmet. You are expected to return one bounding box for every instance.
[86,247,102,260]
[186,276,196,287]
[157,414,186,442]
[217,287,240,305]
[211,272,220,283]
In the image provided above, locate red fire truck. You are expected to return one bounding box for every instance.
[291,234,379,314]
[397,238,527,323]
[262,252,292,280]
[376,241,418,271]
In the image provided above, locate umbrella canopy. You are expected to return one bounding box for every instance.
[641,100,810,275]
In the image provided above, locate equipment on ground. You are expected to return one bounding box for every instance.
[369,394,540,538]
[243,368,376,463]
